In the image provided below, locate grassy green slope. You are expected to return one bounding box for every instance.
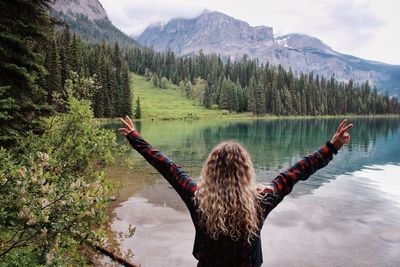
[129,73,399,121]
[131,73,250,120]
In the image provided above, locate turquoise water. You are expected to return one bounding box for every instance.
[105,117,400,266]
[106,117,400,197]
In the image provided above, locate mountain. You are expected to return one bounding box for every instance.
[137,10,400,95]
[50,0,139,47]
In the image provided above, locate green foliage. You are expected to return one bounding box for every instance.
[125,46,400,116]
[152,75,159,87]
[135,97,141,119]
[46,35,62,107]
[179,81,185,97]
[64,71,100,101]
[184,81,192,99]
[131,74,250,120]
[191,77,207,104]
[0,97,124,265]
[219,77,230,110]
[0,0,53,147]
[120,62,133,117]
[50,11,139,47]
[255,80,265,115]
[160,77,169,89]
[229,83,239,113]
[247,78,257,115]
[44,28,133,118]
[203,84,212,109]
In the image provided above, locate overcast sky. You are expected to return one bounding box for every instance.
[98,0,400,65]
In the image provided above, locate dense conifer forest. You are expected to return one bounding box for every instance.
[46,26,133,118]
[41,29,400,124]
[125,48,400,116]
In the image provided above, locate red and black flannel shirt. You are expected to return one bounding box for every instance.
[127,130,334,267]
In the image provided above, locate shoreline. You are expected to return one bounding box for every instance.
[96,113,400,123]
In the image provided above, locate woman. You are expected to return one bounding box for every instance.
[119,117,352,267]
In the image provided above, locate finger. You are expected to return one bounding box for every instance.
[118,128,130,136]
[126,115,134,128]
[337,119,348,132]
[118,128,129,132]
[340,124,353,135]
[119,118,131,129]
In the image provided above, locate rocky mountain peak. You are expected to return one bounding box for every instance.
[275,33,331,51]
[137,10,274,54]
[50,0,139,47]
[52,0,109,21]
[137,10,400,94]
[196,10,274,42]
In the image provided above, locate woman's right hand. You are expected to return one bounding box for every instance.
[118,115,135,136]
[330,119,353,151]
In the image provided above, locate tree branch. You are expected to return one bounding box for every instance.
[87,242,140,267]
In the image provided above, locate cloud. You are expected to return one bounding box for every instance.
[100,0,204,36]
[323,0,384,51]
[98,0,400,64]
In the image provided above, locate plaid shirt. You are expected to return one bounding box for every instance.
[127,130,334,267]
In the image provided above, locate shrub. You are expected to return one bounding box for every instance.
[0,97,124,265]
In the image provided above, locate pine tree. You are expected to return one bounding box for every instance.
[282,86,292,115]
[255,80,265,115]
[228,81,239,112]
[70,34,82,74]
[93,49,107,117]
[219,77,230,110]
[113,42,123,73]
[0,0,53,146]
[107,63,117,117]
[237,83,246,112]
[60,25,71,89]
[301,90,307,115]
[46,36,62,108]
[101,58,112,117]
[120,61,132,116]
[274,89,282,115]
[203,84,212,108]
[247,77,257,115]
[135,97,142,119]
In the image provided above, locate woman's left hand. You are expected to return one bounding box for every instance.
[330,119,353,151]
[118,115,135,136]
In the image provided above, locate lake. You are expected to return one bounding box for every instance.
[104,117,400,266]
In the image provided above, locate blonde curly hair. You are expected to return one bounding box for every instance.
[194,141,262,243]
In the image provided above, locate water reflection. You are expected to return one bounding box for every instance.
[103,117,400,266]
[104,117,400,198]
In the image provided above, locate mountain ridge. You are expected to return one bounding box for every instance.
[137,10,400,95]
[50,0,139,47]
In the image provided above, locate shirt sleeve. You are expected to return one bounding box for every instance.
[126,130,197,204]
[260,144,334,214]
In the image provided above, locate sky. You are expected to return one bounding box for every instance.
[98,0,400,65]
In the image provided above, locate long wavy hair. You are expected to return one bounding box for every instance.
[194,141,262,243]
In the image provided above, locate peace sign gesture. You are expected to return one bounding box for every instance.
[119,115,135,136]
[330,119,353,151]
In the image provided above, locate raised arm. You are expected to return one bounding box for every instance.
[262,119,353,210]
[119,116,197,204]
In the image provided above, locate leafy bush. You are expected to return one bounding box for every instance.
[0,97,124,265]
[160,77,169,89]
